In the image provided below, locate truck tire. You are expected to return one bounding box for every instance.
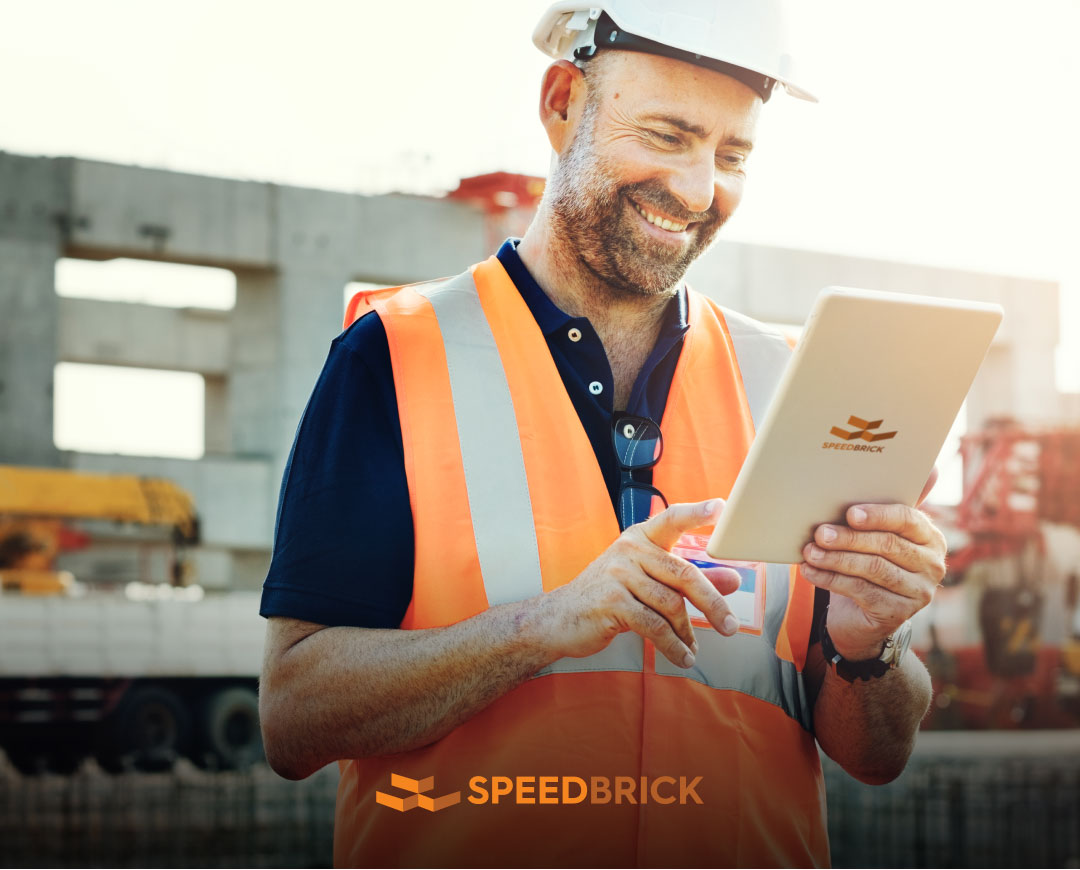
[96,685,191,773]
[195,686,263,770]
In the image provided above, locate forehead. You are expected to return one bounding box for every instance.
[589,50,761,132]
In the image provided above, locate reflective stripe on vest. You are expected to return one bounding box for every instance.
[721,306,793,433]
[654,563,813,728]
[418,272,545,606]
[532,631,644,677]
[533,562,812,730]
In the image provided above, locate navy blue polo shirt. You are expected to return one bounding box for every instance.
[259,239,689,628]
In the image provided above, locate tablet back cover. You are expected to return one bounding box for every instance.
[706,287,1002,563]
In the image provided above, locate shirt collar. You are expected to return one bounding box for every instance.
[496,238,689,340]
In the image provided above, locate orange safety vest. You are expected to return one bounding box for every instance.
[335,257,827,868]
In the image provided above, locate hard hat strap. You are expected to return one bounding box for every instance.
[574,12,775,103]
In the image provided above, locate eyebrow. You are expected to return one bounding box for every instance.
[642,114,754,151]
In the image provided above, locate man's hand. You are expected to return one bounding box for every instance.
[537,499,743,669]
[799,470,946,660]
[261,498,743,774]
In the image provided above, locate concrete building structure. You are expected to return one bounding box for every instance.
[0,150,1073,590]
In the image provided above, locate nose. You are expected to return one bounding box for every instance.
[667,151,717,216]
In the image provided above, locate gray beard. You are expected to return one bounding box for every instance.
[544,108,728,299]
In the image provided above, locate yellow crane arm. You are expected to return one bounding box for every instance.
[0,466,199,543]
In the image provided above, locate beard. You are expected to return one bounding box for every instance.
[545,103,730,298]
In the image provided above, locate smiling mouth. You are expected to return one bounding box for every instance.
[630,199,690,233]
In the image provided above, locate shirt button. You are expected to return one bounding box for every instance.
[568,327,582,342]
[589,381,603,395]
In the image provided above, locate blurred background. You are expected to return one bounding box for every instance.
[1,0,1079,866]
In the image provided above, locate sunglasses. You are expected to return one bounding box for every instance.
[612,414,668,530]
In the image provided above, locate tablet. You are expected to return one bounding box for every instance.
[705,287,1003,564]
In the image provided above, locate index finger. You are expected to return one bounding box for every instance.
[639,499,724,551]
[635,546,741,636]
[846,503,936,546]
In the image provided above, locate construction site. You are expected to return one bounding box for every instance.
[2,145,1080,868]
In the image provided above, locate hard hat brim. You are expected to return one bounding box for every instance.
[532,2,818,104]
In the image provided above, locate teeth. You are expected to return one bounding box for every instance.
[634,202,686,232]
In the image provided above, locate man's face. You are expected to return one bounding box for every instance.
[547,51,761,297]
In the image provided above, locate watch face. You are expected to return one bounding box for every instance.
[886,621,914,666]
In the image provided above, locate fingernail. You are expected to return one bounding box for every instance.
[722,614,739,635]
[683,651,696,668]
[821,526,837,543]
[851,508,867,524]
[703,499,720,514]
[809,545,824,560]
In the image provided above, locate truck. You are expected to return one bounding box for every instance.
[0,465,265,775]
[915,421,1080,729]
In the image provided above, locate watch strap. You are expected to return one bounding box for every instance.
[818,605,891,682]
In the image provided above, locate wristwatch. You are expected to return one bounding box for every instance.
[819,609,913,682]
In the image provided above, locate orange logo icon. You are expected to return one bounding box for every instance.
[376,773,461,813]
[830,416,897,442]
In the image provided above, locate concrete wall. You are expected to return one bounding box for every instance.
[58,299,229,374]
[1,150,492,589]
[0,155,67,466]
[0,149,1072,589]
[686,242,1063,429]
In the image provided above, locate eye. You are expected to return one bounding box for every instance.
[648,130,681,146]
[716,152,748,170]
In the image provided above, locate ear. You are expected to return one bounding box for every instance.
[539,60,586,155]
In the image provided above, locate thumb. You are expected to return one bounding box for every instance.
[639,498,724,551]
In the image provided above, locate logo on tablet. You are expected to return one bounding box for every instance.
[823,415,896,453]
[830,416,897,442]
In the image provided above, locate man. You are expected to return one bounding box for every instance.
[259,2,945,866]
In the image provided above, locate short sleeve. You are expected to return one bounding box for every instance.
[259,311,414,628]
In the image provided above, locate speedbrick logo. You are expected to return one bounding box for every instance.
[823,415,898,453]
[376,773,461,812]
[830,415,897,442]
[376,775,703,812]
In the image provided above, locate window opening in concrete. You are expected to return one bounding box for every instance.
[344,281,386,318]
[54,363,205,459]
[55,258,236,310]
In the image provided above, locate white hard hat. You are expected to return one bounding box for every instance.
[533,1,817,103]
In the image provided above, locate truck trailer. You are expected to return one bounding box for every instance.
[0,587,265,775]
[0,465,265,774]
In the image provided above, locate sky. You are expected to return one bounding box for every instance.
[4,0,1079,477]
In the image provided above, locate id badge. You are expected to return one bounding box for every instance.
[671,533,765,635]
